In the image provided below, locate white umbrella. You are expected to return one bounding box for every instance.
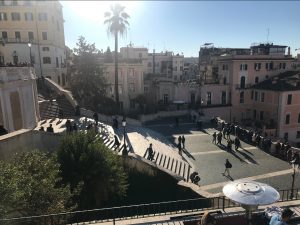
[223,180,280,224]
[223,180,280,206]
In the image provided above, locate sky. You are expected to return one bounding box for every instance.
[61,1,300,57]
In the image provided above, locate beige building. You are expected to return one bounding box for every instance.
[0,0,67,86]
[102,62,144,111]
[218,43,295,123]
[0,66,39,132]
[251,71,300,146]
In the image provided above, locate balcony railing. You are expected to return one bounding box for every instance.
[235,84,252,89]
[0,189,298,225]
[1,38,38,45]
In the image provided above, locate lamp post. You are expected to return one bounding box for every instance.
[12,51,18,65]
[290,155,297,199]
[122,117,127,155]
[28,42,32,65]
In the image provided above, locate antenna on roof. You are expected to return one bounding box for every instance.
[267,28,270,43]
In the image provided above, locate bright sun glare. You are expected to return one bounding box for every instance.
[67,1,143,23]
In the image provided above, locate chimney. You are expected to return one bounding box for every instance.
[288,47,291,56]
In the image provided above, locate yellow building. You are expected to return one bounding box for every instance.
[0,0,67,86]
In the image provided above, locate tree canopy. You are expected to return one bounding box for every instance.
[69,36,107,110]
[57,131,128,209]
[0,151,75,221]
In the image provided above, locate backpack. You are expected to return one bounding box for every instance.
[226,161,232,168]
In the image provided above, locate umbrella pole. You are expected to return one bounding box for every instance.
[246,209,252,225]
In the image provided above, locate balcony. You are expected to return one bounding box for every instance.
[1,38,38,45]
[235,84,252,89]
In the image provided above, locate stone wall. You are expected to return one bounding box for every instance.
[0,129,61,160]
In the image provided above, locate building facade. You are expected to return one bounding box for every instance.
[0,0,67,86]
[0,67,39,132]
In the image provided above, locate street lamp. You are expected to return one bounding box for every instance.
[28,42,32,65]
[290,154,298,199]
[12,51,18,65]
[122,117,127,155]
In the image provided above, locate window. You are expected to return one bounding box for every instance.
[180,66,183,71]
[266,63,270,70]
[0,12,7,21]
[15,31,21,40]
[28,31,34,41]
[223,77,227,84]
[251,90,254,100]
[38,13,48,21]
[283,63,286,69]
[255,77,259,84]
[255,91,258,101]
[25,12,33,21]
[1,31,8,40]
[221,91,226,105]
[173,67,177,71]
[298,113,300,123]
[254,63,261,71]
[148,62,152,67]
[261,92,265,102]
[11,12,20,21]
[240,76,245,88]
[56,57,59,68]
[240,91,244,104]
[240,64,248,71]
[260,111,264,120]
[42,32,47,40]
[144,87,149,93]
[253,110,257,119]
[285,114,290,124]
[43,57,51,64]
[207,92,211,105]
[42,47,49,51]
[130,100,135,109]
[287,94,292,105]
[129,83,135,92]
[279,63,282,69]
[297,131,300,139]
[163,94,168,104]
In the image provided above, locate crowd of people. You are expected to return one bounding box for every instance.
[0,61,33,67]
[211,117,295,164]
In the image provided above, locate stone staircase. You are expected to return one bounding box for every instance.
[39,95,75,120]
[126,126,194,182]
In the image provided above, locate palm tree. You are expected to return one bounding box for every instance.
[104,4,130,113]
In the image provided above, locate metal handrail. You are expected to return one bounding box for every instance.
[0,188,298,224]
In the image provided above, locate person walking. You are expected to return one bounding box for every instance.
[227,139,233,151]
[217,131,222,145]
[178,135,182,146]
[222,159,232,176]
[178,142,182,156]
[234,136,241,150]
[93,112,99,125]
[146,143,154,161]
[212,132,217,144]
[182,135,186,148]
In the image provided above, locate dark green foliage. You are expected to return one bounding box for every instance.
[70,36,108,111]
[57,131,128,209]
[119,169,200,206]
[0,151,74,221]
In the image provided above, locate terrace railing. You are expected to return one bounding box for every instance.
[0,188,299,225]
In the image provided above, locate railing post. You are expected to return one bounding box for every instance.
[113,218,115,225]
[222,196,225,211]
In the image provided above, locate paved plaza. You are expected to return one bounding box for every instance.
[145,115,300,196]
